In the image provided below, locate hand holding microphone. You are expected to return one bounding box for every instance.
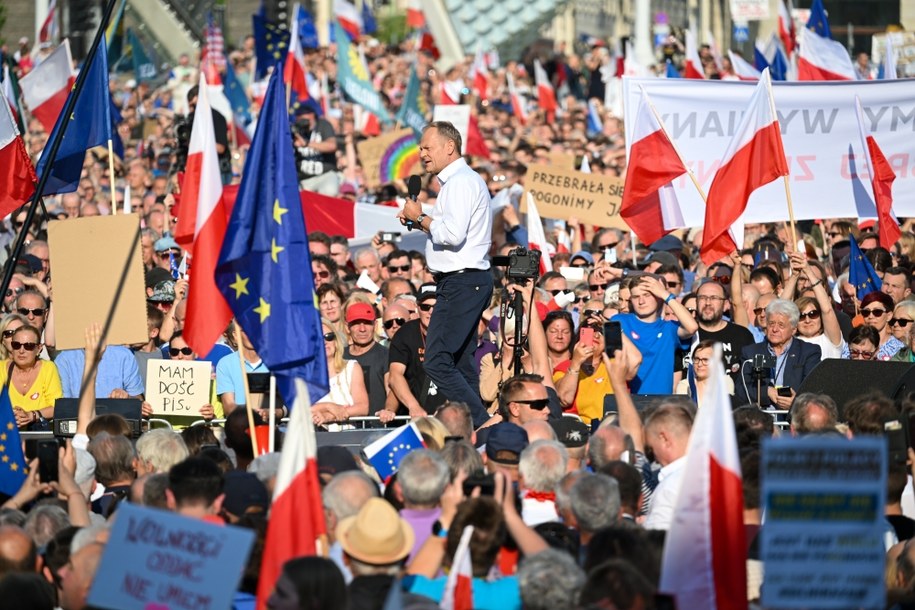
[405,175,422,231]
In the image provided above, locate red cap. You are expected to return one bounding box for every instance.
[346,302,377,323]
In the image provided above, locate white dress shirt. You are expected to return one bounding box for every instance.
[643,455,687,531]
[426,157,492,273]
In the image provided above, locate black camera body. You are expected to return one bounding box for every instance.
[506,247,541,281]
[752,353,776,370]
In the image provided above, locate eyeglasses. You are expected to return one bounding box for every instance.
[17,307,46,317]
[849,349,875,359]
[383,318,406,329]
[692,357,710,365]
[169,346,193,357]
[387,264,411,273]
[547,289,565,296]
[862,308,887,318]
[322,332,336,342]
[589,283,608,291]
[697,295,726,303]
[890,318,914,328]
[798,310,821,321]
[666,281,681,289]
[582,309,603,318]
[711,275,731,285]
[570,262,591,268]
[512,398,550,411]
[10,341,38,351]
[753,307,766,316]
[4,288,23,298]
[598,242,619,250]
[158,251,179,258]
[419,303,435,312]
[1,329,17,338]
[314,270,330,279]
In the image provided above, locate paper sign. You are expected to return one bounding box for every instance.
[145,359,212,417]
[729,0,769,20]
[87,503,255,610]
[761,437,887,609]
[432,104,471,154]
[522,163,628,230]
[48,215,147,350]
[356,128,420,188]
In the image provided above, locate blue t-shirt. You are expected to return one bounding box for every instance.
[403,574,520,610]
[215,352,269,406]
[612,314,682,394]
[56,346,145,398]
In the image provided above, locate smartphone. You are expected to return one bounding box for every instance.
[37,439,59,484]
[605,247,618,264]
[604,321,623,355]
[776,386,792,397]
[559,266,586,281]
[463,472,496,496]
[380,231,402,242]
[887,420,907,465]
[579,326,595,348]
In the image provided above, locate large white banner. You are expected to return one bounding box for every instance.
[623,78,915,228]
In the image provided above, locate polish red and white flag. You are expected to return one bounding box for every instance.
[684,30,706,79]
[173,74,232,356]
[0,98,37,218]
[659,344,747,610]
[506,72,527,125]
[19,39,73,133]
[797,28,856,80]
[855,95,900,249]
[728,51,761,81]
[701,69,788,264]
[533,59,557,121]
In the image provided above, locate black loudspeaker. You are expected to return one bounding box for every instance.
[796,360,915,419]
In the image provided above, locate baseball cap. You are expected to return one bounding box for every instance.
[485,423,529,465]
[147,280,176,303]
[417,283,436,303]
[222,471,269,517]
[346,302,377,324]
[549,418,590,448]
[570,251,594,265]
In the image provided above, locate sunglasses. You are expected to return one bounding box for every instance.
[711,275,731,285]
[388,264,411,273]
[1,329,19,338]
[11,341,38,351]
[17,307,46,317]
[862,308,887,318]
[512,398,550,411]
[582,309,603,318]
[798,310,821,321]
[547,289,565,296]
[419,303,434,312]
[322,332,336,342]
[383,318,406,329]
[666,281,681,289]
[890,318,914,328]
[314,270,330,279]
[570,262,590,268]
[598,242,619,250]
[753,307,766,316]
[850,349,875,359]
[589,283,608,291]
[158,251,179,258]
[169,346,193,357]
[4,288,23,298]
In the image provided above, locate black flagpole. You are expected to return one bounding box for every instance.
[0,0,121,301]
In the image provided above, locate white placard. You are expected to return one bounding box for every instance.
[145,359,211,417]
[729,0,770,20]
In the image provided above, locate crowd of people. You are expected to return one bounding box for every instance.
[0,17,911,610]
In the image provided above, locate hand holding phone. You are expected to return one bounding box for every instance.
[37,439,59,484]
[603,321,623,356]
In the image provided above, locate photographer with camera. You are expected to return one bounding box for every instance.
[292,106,340,195]
[736,298,821,409]
[186,86,231,184]
[399,121,493,427]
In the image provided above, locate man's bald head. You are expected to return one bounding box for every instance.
[0,525,37,575]
[587,425,628,470]
[523,420,557,443]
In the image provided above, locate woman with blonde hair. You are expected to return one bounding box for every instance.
[311,318,369,427]
[0,314,29,359]
[414,416,450,451]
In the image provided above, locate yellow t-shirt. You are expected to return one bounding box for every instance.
[553,359,614,425]
[0,360,64,413]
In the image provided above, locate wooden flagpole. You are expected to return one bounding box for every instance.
[762,71,798,248]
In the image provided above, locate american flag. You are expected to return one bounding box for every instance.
[201,13,226,83]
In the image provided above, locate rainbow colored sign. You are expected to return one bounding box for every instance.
[357,128,421,188]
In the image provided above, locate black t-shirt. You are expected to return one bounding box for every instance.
[188,109,230,170]
[694,322,756,381]
[294,118,337,179]
[388,320,445,414]
[344,342,388,415]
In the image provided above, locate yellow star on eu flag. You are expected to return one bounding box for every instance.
[254,297,271,322]
[273,199,288,225]
[271,238,285,263]
[230,274,250,299]
[1,456,7,463]
[0,433,7,441]
[9,462,17,471]
[6,423,12,430]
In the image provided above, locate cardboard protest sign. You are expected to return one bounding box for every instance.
[357,128,420,188]
[521,163,628,230]
[546,151,576,170]
[48,214,147,350]
[88,503,254,610]
[872,32,915,78]
[432,104,471,154]
[761,436,887,609]
[145,359,212,417]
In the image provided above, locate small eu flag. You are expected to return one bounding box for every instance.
[849,234,882,300]
[252,15,290,80]
[0,387,27,497]
[363,422,426,482]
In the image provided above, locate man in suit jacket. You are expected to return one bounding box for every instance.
[736,298,822,408]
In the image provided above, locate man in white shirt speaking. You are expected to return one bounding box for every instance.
[399,121,493,427]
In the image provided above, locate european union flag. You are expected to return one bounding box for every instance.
[753,46,769,72]
[849,234,882,300]
[363,423,425,482]
[362,1,377,35]
[769,46,788,81]
[806,0,832,39]
[253,15,290,80]
[296,5,318,49]
[214,66,328,407]
[36,38,113,195]
[0,388,27,497]
[224,60,252,126]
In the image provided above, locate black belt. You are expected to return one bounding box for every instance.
[431,268,488,282]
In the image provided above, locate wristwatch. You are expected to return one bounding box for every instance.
[415,213,428,226]
[432,519,448,538]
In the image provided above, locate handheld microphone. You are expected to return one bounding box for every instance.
[406,175,422,231]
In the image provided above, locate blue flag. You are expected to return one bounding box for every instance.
[36,38,113,195]
[849,235,882,300]
[753,46,769,72]
[665,60,681,78]
[224,60,252,126]
[806,0,832,39]
[109,95,124,159]
[395,65,427,136]
[334,21,392,123]
[214,67,328,406]
[363,423,425,482]
[296,5,319,49]
[769,46,788,81]
[252,15,290,80]
[0,387,27,497]
[128,29,157,82]
[362,1,377,35]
